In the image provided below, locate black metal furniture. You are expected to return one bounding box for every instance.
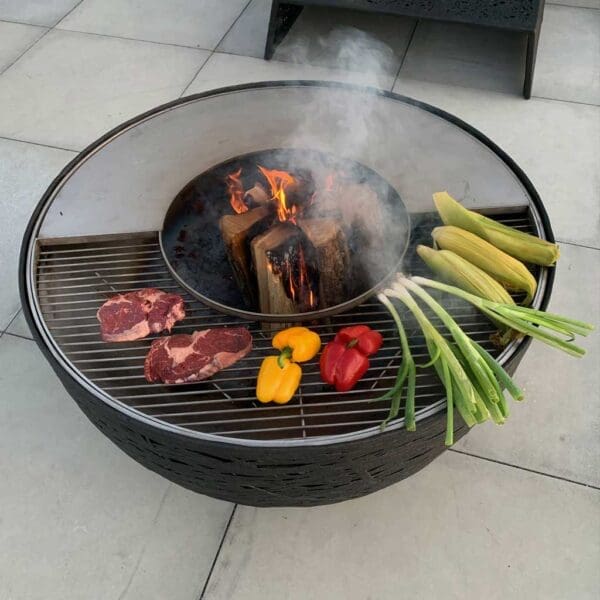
[21,82,555,506]
[265,1,546,98]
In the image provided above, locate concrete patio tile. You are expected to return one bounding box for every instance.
[0,20,46,72]
[0,335,231,600]
[273,6,415,79]
[549,1,600,8]
[121,486,234,600]
[0,138,75,330]
[400,20,527,95]
[391,79,600,248]
[58,0,248,50]
[534,4,600,105]
[217,0,271,59]
[204,451,600,600]
[5,310,32,339]
[186,51,395,95]
[0,29,209,150]
[455,243,600,487]
[0,0,80,26]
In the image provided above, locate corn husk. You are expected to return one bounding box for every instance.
[432,225,537,304]
[417,245,515,305]
[417,245,520,345]
[433,191,560,266]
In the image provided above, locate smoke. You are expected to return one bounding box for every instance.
[276,25,396,87]
[278,26,395,156]
[269,27,408,289]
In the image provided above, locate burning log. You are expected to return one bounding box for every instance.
[219,205,272,306]
[244,183,270,208]
[251,223,318,315]
[297,218,349,307]
[222,163,351,315]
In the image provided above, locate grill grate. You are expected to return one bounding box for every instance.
[35,212,538,440]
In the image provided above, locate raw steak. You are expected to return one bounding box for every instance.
[97,288,185,342]
[144,328,252,384]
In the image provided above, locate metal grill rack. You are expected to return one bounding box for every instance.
[35,211,536,441]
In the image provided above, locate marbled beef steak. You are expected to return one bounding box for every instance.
[97,288,185,342]
[144,327,253,384]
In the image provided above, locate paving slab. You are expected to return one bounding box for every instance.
[401,20,527,95]
[548,1,600,8]
[204,451,600,600]
[455,243,600,487]
[186,51,395,94]
[0,138,75,330]
[0,335,231,600]
[0,20,46,72]
[0,29,209,149]
[0,0,81,26]
[534,4,600,105]
[58,0,248,50]
[217,0,271,59]
[272,6,415,80]
[5,310,32,339]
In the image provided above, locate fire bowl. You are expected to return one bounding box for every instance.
[20,82,555,506]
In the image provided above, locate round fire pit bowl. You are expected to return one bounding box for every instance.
[20,82,555,507]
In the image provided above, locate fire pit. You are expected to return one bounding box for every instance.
[161,147,410,320]
[20,82,555,506]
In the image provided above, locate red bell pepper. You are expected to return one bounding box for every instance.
[320,325,383,392]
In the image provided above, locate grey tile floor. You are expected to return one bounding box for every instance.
[0,1,598,599]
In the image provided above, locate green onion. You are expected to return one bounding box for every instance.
[399,276,505,406]
[376,294,416,430]
[412,276,594,357]
[375,270,593,446]
[382,285,485,444]
[472,342,523,401]
[441,358,453,445]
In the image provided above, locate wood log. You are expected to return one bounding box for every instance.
[251,223,305,315]
[219,206,272,306]
[251,219,350,315]
[244,183,270,208]
[297,218,349,308]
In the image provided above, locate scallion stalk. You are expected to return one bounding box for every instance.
[376,293,416,430]
[399,276,503,405]
[412,276,593,357]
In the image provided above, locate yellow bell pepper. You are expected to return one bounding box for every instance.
[256,327,321,404]
[272,326,321,362]
[256,355,302,404]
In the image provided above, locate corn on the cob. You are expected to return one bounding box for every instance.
[432,225,537,304]
[417,245,515,305]
[433,191,560,266]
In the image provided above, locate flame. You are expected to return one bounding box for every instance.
[258,165,297,223]
[291,243,317,310]
[267,240,318,311]
[226,168,248,214]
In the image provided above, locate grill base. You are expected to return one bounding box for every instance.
[21,84,556,506]
[29,210,539,506]
[57,363,474,506]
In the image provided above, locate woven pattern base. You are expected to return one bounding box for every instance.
[52,354,523,507]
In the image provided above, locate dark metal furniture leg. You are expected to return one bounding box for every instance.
[523,29,540,99]
[264,0,280,60]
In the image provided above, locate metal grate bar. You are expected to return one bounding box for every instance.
[34,211,540,441]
